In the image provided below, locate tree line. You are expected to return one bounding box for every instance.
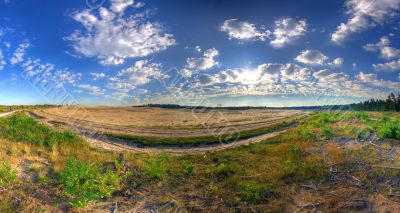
[350,93,400,111]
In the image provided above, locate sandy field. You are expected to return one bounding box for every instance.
[33,106,308,137]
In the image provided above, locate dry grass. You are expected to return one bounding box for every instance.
[34,106,308,137]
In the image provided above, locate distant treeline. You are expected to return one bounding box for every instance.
[137,93,400,112]
[349,93,400,111]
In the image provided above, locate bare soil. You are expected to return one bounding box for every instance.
[33,106,308,137]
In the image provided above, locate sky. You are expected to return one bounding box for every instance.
[0,0,399,107]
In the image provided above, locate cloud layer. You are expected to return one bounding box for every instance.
[67,1,175,65]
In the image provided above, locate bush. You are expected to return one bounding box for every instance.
[0,114,83,147]
[322,127,333,139]
[376,121,400,140]
[142,154,170,179]
[237,181,272,203]
[59,158,123,208]
[0,162,17,186]
[181,162,195,175]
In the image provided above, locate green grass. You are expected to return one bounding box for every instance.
[107,120,297,146]
[58,158,124,208]
[0,113,84,147]
[0,162,17,186]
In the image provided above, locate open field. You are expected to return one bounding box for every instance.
[0,111,399,212]
[32,106,308,147]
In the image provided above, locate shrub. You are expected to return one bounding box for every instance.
[237,181,272,203]
[322,127,333,139]
[376,121,400,140]
[0,162,17,186]
[0,114,83,147]
[59,158,123,208]
[143,154,170,179]
[213,163,235,180]
[181,162,195,175]
[296,127,315,140]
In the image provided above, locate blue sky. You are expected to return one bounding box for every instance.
[0,0,399,106]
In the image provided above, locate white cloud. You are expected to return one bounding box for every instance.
[179,68,193,77]
[220,17,307,48]
[21,58,82,88]
[219,19,267,41]
[117,60,168,85]
[357,71,400,90]
[329,58,344,67]
[313,69,348,81]
[373,59,400,72]
[295,50,328,65]
[90,72,106,80]
[197,73,217,85]
[270,18,307,48]
[0,50,5,70]
[10,40,30,64]
[78,84,105,95]
[187,48,219,70]
[66,5,175,65]
[363,36,400,59]
[332,0,400,44]
[109,0,134,13]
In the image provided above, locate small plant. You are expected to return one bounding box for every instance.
[59,158,123,208]
[376,120,400,140]
[237,181,272,203]
[296,127,315,140]
[143,154,170,179]
[0,114,83,147]
[181,162,195,175]
[322,127,333,139]
[0,162,17,186]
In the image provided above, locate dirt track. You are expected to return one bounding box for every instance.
[34,106,308,137]
[29,107,308,155]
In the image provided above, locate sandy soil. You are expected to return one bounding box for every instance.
[34,106,308,137]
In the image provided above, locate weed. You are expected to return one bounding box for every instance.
[142,154,171,179]
[0,162,17,186]
[322,127,333,139]
[58,158,123,208]
[181,162,195,175]
[237,181,273,203]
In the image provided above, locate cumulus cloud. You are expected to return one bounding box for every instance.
[10,40,30,64]
[357,71,400,90]
[179,68,193,77]
[373,59,400,72]
[109,0,134,13]
[313,69,348,81]
[66,4,175,65]
[0,50,5,70]
[363,36,400,59]
[90,72,106,80]
[117,60,168,85]
[186,48,219,71]
[78,84,105,95]
[197,73,217,85]
[21,58,82,88]
[219,19,267,41]
[332,0,400,44]
[270,18,307,48]
[329,58,344,67]
[220,17,307,48]
[295,50,328,65]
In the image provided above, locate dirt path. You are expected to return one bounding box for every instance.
[79,123,297,155]
[0,111,17,117]
[29,111,302,155]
